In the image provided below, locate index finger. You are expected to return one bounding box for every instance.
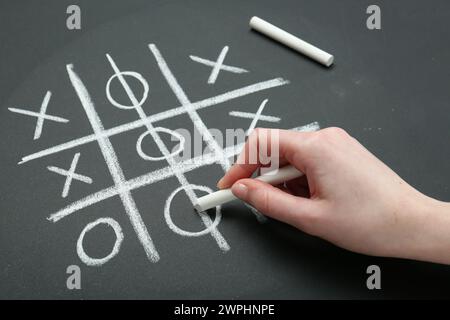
[217,128,311,189]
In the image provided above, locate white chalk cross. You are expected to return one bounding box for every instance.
[189,46,248,84]
[14,42,322,266]
[229,99,280,136]
[47,152,93,198]
[8,91,69,140]
[228,111,281,123]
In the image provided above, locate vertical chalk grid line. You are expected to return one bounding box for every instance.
[46,121,319,223]
[149,44,232,172]
[66,64,160,262]
[149,44,237,248]
[106,54,197,201]
[105,54,229,251]
[149,44,267,222]
[19,78,288,165]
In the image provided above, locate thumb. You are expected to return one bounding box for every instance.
[231,178,318,230]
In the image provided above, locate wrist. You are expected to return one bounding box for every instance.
[403,194,450,264]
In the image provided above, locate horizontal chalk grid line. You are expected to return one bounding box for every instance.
[19,78,289,164]
[17,58,318,227]
[48,121,320,223]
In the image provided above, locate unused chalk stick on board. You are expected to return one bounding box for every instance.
[194,165,303,212]
[249,16,334,67]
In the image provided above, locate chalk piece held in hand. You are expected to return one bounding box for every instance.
[193,165,303,212]
[249,16,334,67]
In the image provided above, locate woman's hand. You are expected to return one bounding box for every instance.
[218,128,450,264]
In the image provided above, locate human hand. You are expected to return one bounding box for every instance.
[218,127,450,264]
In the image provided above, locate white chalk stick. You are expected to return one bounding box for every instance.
[193,165,303,212]
[249,16,334,67]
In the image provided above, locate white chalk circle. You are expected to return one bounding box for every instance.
[164,185,221,237]
[106,71,149,110]
[136,127,185,161]
[76,217,124,266]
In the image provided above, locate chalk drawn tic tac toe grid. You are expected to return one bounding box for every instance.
[12,43,320,267]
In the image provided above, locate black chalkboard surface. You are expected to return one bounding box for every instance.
[1,0,450,299]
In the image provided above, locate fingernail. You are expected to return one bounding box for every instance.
[216,178,225,188]
[232,183,248,199]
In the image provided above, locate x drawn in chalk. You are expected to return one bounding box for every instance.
[14,42,321,267]
[189,46,248,84]
[229,99,281,136]
[47,152,93,198]
[8,91,69,140]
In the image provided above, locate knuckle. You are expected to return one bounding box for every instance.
[258,188,272,213]
[304,132,323,150]
[324,127,349,137]
[307,127,349,149]
[249,186,272,214]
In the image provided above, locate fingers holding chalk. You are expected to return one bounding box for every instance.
[195,17,334,213]
[194,165,304,212]
[249,16,334,67]
[231,178,316,229]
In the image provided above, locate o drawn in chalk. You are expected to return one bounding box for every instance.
[106,71,149,110]
[76,217,124,266]
[136,127,186,161]
[164,185,221,237]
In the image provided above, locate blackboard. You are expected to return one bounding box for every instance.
[1,0,450,299]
